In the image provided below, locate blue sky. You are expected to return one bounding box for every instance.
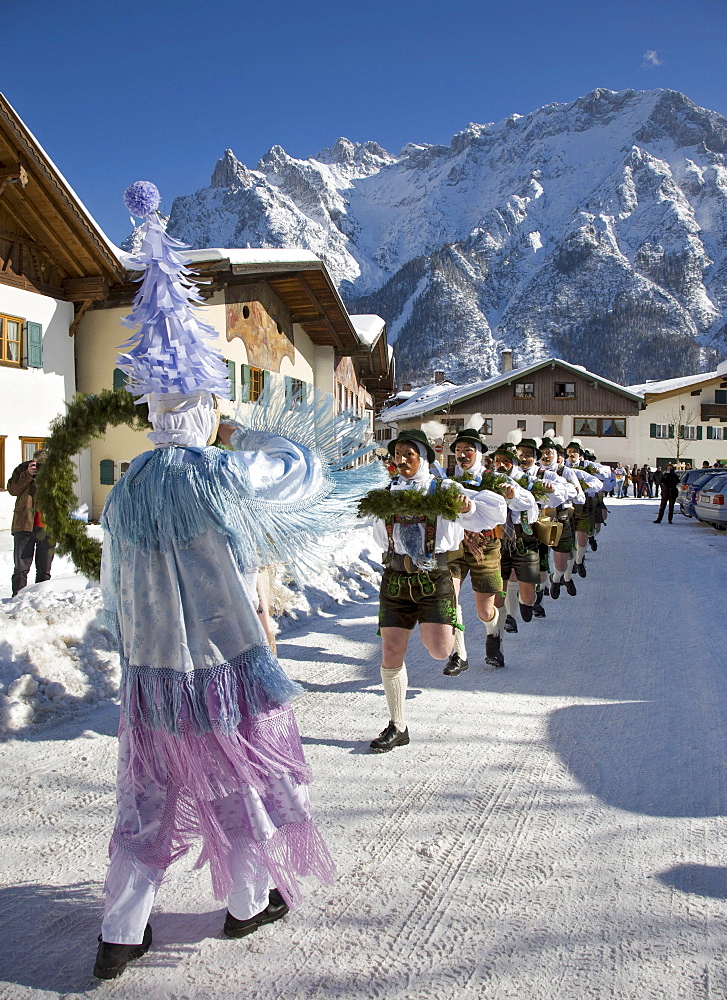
[3,0,726,244]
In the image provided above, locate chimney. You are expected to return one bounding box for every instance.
[434,370,445,383]
[500,349,513,373]
[401,382,412,392]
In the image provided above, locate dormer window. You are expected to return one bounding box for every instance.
[554,382,576,398]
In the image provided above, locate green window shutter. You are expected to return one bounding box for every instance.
[679,424,684,439]
[697,425,703,440]
[240,364,251,402]
[650,423,656,438]
[27,322,43,368]
[668,424,674,439]
[113,368,128,390]
[708,426,714,440]
[226,360,236,401]
[99,459,115,485]
[284,375,293,405]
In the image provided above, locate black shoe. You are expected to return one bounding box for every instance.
[589,537,598,551]
[534,590,544,605]
[542,586,550,597]
[485,634,505,668]
[653,519,662,523]
[93,924,152,980]
[504,614,518,633]
[443,652,469,676]
[224,889,290,939]
[369,721,410,753]
[564,578,577,596]
[519,602,533,623]
[550,575,561,600]
[532,603,546,618]
[575,561,587,578]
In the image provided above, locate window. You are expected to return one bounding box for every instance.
[241,365,266,402]
[20,437,45,462]
[442,417,464,432]
[516,419,527,431]
[707,426,724,440]
[1,314,23,366]
[554,382,576,398]
[543,421,556,435]
[118,461,131,477]
[715,390,727,404]
[479,418,493,435]
[285,376,306,409]
[573,418,626,437]
[650,423,673,439]
[680,425,702,440]
[514,382,534,399]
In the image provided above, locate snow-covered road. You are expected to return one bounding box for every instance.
[1,499,726,999]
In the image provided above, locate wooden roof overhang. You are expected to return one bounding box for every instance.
[0,94,124,320]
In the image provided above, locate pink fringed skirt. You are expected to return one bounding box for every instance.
[109,704,336,907]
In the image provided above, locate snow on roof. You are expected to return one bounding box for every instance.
[183,247,323,266]
[382,357,642,422]
[350,314,386,346]
[627,371,720,396]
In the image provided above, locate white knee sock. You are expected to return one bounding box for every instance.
[505,581,519,618]
[552,569,563,582]
[564,557,574,582]
[452,604,467,658]
[576,543,587,564]
[480,608,502,636]
[381,664,408,732]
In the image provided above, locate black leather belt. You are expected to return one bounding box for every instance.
[385,553,450,572]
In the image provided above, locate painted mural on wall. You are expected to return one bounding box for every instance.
[226,285,294,372]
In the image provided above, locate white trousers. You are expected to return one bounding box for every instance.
[102,845,270,945]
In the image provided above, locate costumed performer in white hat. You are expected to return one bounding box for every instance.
[93,182,383,979]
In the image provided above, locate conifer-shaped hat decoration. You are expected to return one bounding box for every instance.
[117,181,231,398]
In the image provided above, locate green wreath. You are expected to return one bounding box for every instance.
[35,389,151,580]
[357,480,467,522]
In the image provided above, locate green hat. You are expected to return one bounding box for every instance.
[584,448,598,462]
[566,438,584,454]
[387,429,436,464]
[450,428,485,452]
[490,442,519,464]
[517,436,542,458]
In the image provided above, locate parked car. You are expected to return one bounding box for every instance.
[678,469,723,518]
[695,474,727,530]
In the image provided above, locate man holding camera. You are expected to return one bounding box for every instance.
[7,448,55,596]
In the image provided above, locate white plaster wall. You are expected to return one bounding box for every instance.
[0,286,75,531]
[633,391,727,468]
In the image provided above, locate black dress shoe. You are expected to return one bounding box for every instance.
[93,924,152,980]
[369,721,410,753]
[485,634,505,668]
[519,602,533,623]
[575,561,587,578]
[504,614,518,633]
[589,537,598,551]
[550,575,561,600]
[653,519,661,523]
[532,603,546,618]
[443,652,469,676]
[564,579,577,596]
[224,889,289,938]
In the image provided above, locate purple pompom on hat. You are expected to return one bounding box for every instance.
[123,180,161,218]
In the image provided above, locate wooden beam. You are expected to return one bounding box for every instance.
[295,272,343,349]
[69,299,93,337]
[63,275,108,302]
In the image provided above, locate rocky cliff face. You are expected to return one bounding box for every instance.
[165,88,727,385]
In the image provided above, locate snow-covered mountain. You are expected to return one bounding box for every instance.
[165,88,727,385]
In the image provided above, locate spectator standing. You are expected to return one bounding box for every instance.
[614,464,626,498]
[630,465,639,498]
[653,464,680,523]
[652,466,663,497]
[7,448,55,596]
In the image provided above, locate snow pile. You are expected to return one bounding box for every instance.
[0,578,120,736]
[0,525,382,737]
